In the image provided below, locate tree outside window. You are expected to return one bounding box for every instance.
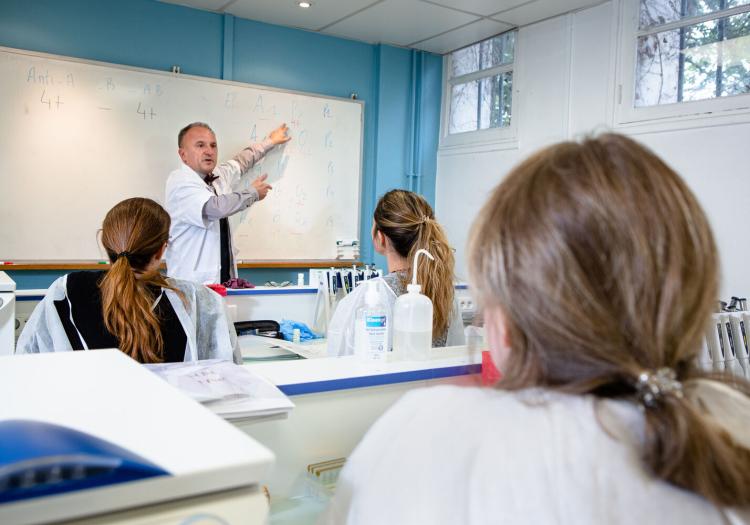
[635,0,750,107]
[447,31,516,135]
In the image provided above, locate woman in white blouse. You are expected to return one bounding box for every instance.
[324,134,750,524]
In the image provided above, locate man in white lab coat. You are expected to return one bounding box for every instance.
[165,122,291,284]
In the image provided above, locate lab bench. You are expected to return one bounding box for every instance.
[234,342,482,502]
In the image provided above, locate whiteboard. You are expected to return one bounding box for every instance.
[0,46,363,261]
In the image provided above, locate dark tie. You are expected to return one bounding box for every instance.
[205,174,230,284]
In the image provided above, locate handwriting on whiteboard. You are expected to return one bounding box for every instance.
[5,49,361,261]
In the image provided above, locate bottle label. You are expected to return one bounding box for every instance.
[365,313,388,359]
[365,315,387,328]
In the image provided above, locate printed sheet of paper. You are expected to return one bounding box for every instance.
[145,360,294,420]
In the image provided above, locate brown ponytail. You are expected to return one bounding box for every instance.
[99,198,182,363]
[641,389,750,505]
[374,190,456,339]
[468,133,750,506]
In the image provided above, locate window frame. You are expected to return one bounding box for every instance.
[614,0,750,127]
[440,30,519,149]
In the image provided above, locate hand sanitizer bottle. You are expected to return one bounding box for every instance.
[354,281,390,362]
[393,249,435,361]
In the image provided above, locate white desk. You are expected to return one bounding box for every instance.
[9,283,482,517]
[236,346,482,500]
[225,286,318,327]
[225,283,477,326]
[0,351,274,525]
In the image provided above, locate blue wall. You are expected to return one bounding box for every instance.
[0,0,443,289]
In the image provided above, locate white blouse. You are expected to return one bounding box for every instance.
[324,385,750,524]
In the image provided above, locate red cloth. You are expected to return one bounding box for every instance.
[206,283,227,297]
[481,350,502,386]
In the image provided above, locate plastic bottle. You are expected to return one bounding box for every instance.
[354,281,390,362]
[393,249,435,361]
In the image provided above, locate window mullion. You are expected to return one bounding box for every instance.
[677,0,687,102]
[450,64,514,85]
[637,3,750,37]
[716,0,728,97]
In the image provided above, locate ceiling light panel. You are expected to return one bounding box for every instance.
[321,0,478,46]
[158,0,231,11]
[422,0,530,17]
[226,0,380,31]
[490,0,602,26]
[412,18,515,54]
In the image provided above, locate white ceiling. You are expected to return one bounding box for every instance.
[159,0,604,54]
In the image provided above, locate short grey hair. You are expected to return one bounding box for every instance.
[178,122,214,147]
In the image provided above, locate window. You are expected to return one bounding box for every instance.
[443,31,517,145]
[617,0,750,124]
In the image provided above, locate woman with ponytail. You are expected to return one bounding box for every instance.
[325,135,750,524]
[17,198,240,364]
[327,189,465,357]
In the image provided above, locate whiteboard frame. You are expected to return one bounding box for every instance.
[0,45,365,263]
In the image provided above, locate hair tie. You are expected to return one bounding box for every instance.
[635,367,683,408]
[116,251,132,262]
[420,215,432,224]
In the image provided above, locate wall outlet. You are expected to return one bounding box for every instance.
[455,288,477,325]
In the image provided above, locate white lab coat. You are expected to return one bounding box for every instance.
[326,277,465,357]
[165,161,244,284]
[324,385,750,524]
[16,276,241,363]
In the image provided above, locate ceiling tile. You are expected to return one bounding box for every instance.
[490,0,603,26]
[158,0,229,11]
[225,0,381,31]
[412,18,514,54]
[421,0,530,17]
[321,0,479,46]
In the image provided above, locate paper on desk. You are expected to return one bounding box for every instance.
[239,334,328,359]
[145,359,294,420]
[272,338,328,359]
[239,334,300,360]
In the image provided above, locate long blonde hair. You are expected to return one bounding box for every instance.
[99,198,181,363]
[374,189,455,339]
[468,133,750,506]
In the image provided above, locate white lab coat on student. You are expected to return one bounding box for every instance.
[326,276,465,357]
[16,276,241,363]
[324,385,750,524]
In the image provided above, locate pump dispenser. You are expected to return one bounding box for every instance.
[354,280,391,362]
[393,249,435,360]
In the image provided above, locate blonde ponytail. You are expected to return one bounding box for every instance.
[406,217,455,338]
[374,190,455,339]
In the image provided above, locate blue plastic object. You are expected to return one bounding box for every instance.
[279,320,322,342]
[0,420,170,504]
